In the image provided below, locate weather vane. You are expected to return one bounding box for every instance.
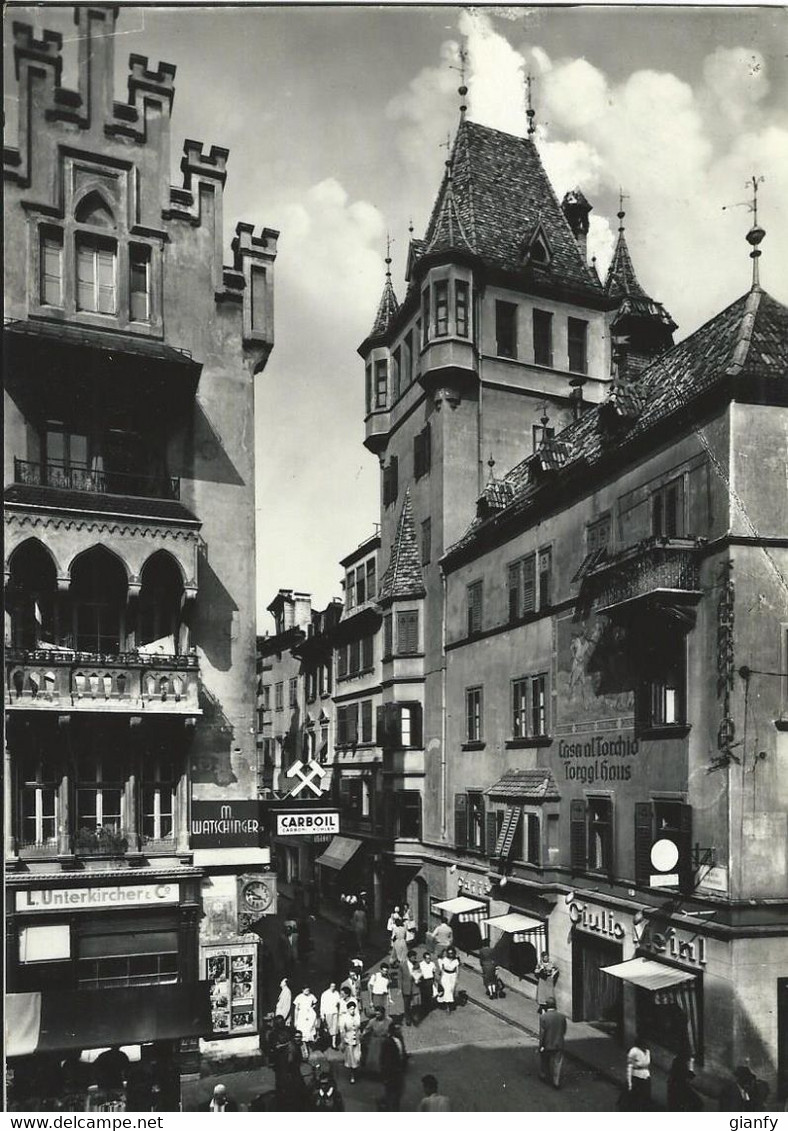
[617,188,629,231]
[723,175,765,287]
[451,43,469,117]
[525,73,536,136]
[385,231,393,277]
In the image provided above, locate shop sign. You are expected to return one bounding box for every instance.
[567,899,708,965]
[16,883,179,912]
[275,810,339,837]
[457,872,487,898]
[558,734,639,784]
[191,801,263,848]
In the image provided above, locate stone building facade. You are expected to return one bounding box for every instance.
[4,6,276,1104]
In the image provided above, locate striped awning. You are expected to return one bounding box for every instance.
[433,896,485,916]
[315,835,362,870]
[601,957,696,991]
[483,913,544,935]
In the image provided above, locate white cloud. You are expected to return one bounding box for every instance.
[702,46,769,132]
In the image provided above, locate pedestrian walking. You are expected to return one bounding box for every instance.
[400,950,420,1026]
[390,918,408,964]
[718,1066,756,1111]
[419,952,437,1016]
[205,1083,238,1112]
[667,1056,704,1111]
[379,1021,408,1111]
[538,1002,567,1089]
[402,904,417,946]
[418,1074,451,1111]
[362,1006,388,1076]
[479,944,499,999]
[386,906,402,937]
[430,919,453,959]
[339,984,357,1018]
[352,904,368,953]
[320,982,341,1050]
[293,986,319,1050]
[338,999,362,1085]
[368,963,391,1014]
[535,951,559,1013]
[437,947,460,1012]
[624,1034,652,1110]
[275,977,292,1023]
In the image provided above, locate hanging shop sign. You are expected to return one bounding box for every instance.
[16,883,179,912]
[567,899,707,966]
[191,801,263,848]
[203,942,257,1036]
[275,810,339,837]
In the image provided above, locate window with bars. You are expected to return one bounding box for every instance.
[467,580,483,636]
[142,759,175,841]
[652,478,685,538]
[455,280,470,337]
[511,674,549,739]
[495,301,518,359]
[434,279,449,336]
[129,245,151,321]
[40,229,64,306]
[465,686,483,743]
[533,308,553,367]
[76,236,117,314]
[568,317,588,374]
[19,751,58,847]
[396,610,419,655]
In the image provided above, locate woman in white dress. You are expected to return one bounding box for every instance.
[338,998,362,1084]
[275,977,292,1023]
[320,981,342,1049]
[293,986,319,1049]
[438,947,460,1012]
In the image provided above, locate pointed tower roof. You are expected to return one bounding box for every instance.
[604,228,648,299]
[378,490,426,603]
[420,120,601,297]
[368,274,399,340]
[426,178,475,256]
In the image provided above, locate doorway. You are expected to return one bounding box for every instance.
[571,931,623,1037]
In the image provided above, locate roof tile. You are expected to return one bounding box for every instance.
[485,768,561,802]
[378,490,426,602]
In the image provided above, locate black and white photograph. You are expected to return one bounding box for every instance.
[3,0,788,1115]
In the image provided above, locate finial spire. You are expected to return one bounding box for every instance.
[617,188,629,232]
[385,232,392,278]
[408,217,414,237]
[440,132,453,179]
[745,174,765,288]
[525,73,536,137]
[487,453,496,481]
[456,44,468,119]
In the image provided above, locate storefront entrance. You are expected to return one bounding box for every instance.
[572,932,623,1036]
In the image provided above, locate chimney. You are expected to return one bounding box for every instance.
[562,189,592,264]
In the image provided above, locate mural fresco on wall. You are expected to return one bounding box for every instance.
[555,610,635,733]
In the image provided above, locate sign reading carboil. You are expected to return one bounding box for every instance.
[276,811,339,837]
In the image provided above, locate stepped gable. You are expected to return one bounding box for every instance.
[378,490,426,603]
[368,276,400,341]
[445,287,788,559]
[422,120,601,295]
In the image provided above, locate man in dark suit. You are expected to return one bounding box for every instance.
[379,1021,408,1111]
[538,1002,568,1089]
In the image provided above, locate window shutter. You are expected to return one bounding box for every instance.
[362,635,373,670]
[397,610,419,655]
[423,423,431,474]
[678,803,693,893]
[349,703,359,746]
[522,555,536,613]
[634,802,653,885]
[454,794,468,849]
[383,790,396,839]
[570,799,587,871]
[375,705,386,747]
[391,455,399,501]
[486,811,500,858]
[338,646,348,679]
[508,562,520,622]
[384,614,393,657]
[408,702,423,749]
[361,700,372,743]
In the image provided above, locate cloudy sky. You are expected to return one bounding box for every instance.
[5,3,788,630]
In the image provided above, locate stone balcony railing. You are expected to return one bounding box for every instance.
[14,458,180,500]
[5,648,201,714]
[587,536,704,613]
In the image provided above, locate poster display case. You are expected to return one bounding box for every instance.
[203,942,257,1035]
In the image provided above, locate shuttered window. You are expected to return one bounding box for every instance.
[570,799,587,871]
[634,802,653,885]
[361,700,373,744]
[383,614,393,657]
[361,634,373,670]
[468,791,485,851]
[396,610,419,655]
[508,554,536,620]
[467,580,483,636]
[525,812,541,865]
[454,794,468,849]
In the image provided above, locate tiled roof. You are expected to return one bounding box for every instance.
[422,120,602,296]
[478,477,515,515]
[605,229,647,299]
[485,768,561,802]
[4,483,200,524]
[378,490,426,603]
[427,181,475,255]
[368,277,400,340]
[446,286,788,560]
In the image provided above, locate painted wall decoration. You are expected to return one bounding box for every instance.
[555,610,635,734]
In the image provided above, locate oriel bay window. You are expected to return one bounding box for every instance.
[434,279,449,336]
[455,280,470,337]
[375,359,388,409]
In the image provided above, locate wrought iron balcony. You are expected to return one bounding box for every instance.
[14,458,180,501]
[6,648,200,714]
[587,537,704,614]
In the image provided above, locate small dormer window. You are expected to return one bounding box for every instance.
[530,236,550,265]
[523,222,552,268]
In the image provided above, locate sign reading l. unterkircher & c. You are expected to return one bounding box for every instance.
[16,883,180,911]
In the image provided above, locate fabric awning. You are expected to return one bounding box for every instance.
[6,983,211,1057]
[433,896,485,916]
[315,835,362,870]
[601,957,696,991]
[483,912,544,934]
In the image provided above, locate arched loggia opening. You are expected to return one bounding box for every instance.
[7,540,58,649]
[137,552,185,655]
[70,547,128,653]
